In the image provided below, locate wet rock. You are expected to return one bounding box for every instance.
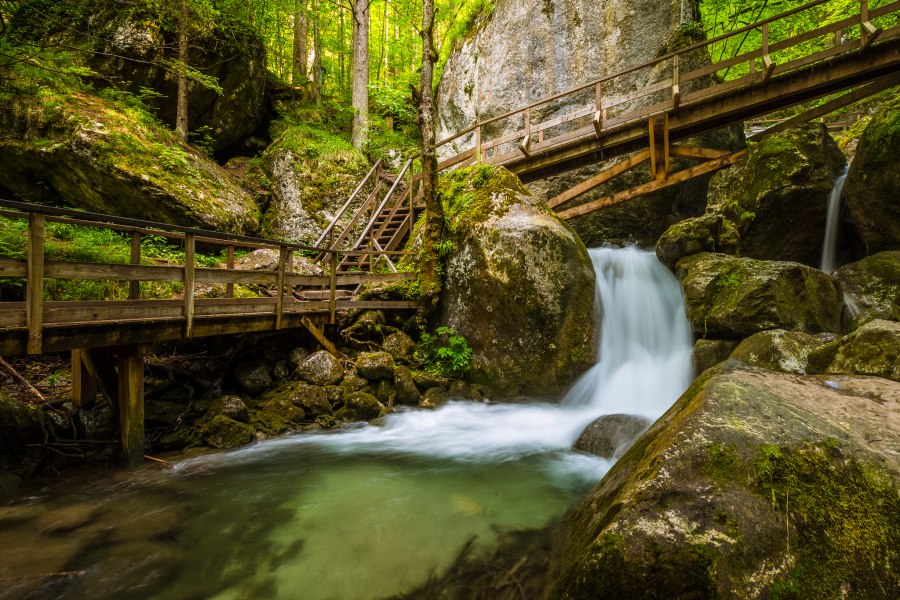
[811,320,900,382]
[447,380,475,400]
[677,253,843,339]
[79,402,117,440]
[656,213,741,270]
[209,395,249,423]
[203,415,256,449]
[341,391,384,421]
[251,395,306,435]
[323,385,343,408]
[573,414,651,459]
[272,360,289,380]
[551,362,900,599]
[833,251,900,330]
[729,330,838,375]
[440,166,596,397]
[234,360,272,395]
[355,352,395,380]
[297,350,344,386]
[843,95,900,254]
[691,339,739,375]
[340,375,369,393]
[393,366,421,405]
[290,383,332,416]
[702,123,847,266]
[412,371,449,392]
[382,331,417,364]
[420,387,449,409]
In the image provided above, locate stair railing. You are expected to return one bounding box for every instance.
[314,158,382,250]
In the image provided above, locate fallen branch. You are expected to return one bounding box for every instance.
[144,454,170,465]
[0,356,46,403]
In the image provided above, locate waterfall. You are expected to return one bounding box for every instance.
[180,246,694,468]
[820,165,850,274]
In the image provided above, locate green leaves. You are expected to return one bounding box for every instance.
[415,326,473,378]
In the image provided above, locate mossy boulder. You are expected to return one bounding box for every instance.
[573,414,650,460]
[677,253,843,339]
[0,89,259,234]
[729,329,838,375]
[250,388,307,434]
[550,362,900,599]
[843,94,900,254]
[296,350,343,386]
[254,124,369,243]
[382,331,416,364]
[419,387,450,409]
[340,391,383,421]
[412,371,449,392]
[656,213,740,269]
[288,383,333,416]
[393,366,420,405]
[439,165,596,398]
[811,320,900,382]
[355,351,395,380]
[833,251,900,330]
[202,415,256,449]
[691,339,739,375]
[703,123,847,266]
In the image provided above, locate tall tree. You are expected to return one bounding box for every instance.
[174,0,190,140]
[417,0,443,302]
[292,0,307,84]
[350,0,369,148]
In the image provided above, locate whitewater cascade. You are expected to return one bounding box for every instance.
[820,165,850,274]
[183,245,694,468]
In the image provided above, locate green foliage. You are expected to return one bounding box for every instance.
[414,326,473,378]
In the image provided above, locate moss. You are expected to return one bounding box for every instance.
[752,440,900,598]
[201,415,256,449]
[703,442,742,482]
[438,164,532,239]
[861,94,900,146]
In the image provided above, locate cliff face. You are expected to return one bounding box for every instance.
[437,0,696,145]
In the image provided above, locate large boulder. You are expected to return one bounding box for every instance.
[296,350,343,386]
[573,414,651,460]
[833,251,900,330]
[810,320,900,382]
[843,94,900,254]
[550,362,900,599]
[677,253,843,339]
[729,329,837,375]
[0,89,259,234]
[439,166,596,397]
[255,123,369,243]
[661,123,847,267]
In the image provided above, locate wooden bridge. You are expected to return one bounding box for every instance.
[0,200,416,463]
[2,0,899,465]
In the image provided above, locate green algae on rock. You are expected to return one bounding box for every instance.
[728,329,838,375]
[550,363,900,599]
[833,251,900,330]
[809,319,900,382]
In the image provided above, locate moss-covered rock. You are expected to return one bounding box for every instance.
[550,362,900,599]
[288,383,333,416]
[573,414,650,460]
[202,415,256,449]
[249,392,307,435]
[729,329,838,375]
[656,213,740,269]
[254,123,369,244]
[339,391,383,421]
[812,320,900,382]
[439,165,596,398]
[0,89,259,234]
[381,331,416,364]
[677,253,843,339]
[843,94,900,254]
[833,251,900,330]
[419,386,450,409]
[703,123,846,266]
[393,366,420,405]
[355,351,395,380]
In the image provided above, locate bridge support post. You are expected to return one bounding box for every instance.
[71,349,99,408]
[116,346,146,467]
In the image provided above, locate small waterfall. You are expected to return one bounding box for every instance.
[561,246,694,418]
[820,165,849,274]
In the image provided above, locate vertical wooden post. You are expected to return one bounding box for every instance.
[117,349,145,467]
[275,245,287,330]
[71,349,98,408]
[521,107,532,155]
[329,252,338,325]
[761,23,775,82]
[672,54,681,109]
[285,249,294,307]
[860,0,881,50]
[475,125,482,162]
[648,116,658,179]
[183,234,195,338]
[593,83,603,136]
[129,231,141,300]
[26,212,44,355]
[226,245,235,299]
[662,112,671,177]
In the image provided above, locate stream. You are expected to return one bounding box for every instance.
[0,246,693,600]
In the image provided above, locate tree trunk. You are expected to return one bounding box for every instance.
[292,0,308,85]
[417,0,443,306]
[175,0,189,141]
[351,0,370,149]
[310,1,322,103]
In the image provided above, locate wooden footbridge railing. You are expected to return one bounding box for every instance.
[0,200,417,463]
[432,0,900,218]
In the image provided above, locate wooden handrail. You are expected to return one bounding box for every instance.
[314,158,382,248]
[353,158,413,249]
